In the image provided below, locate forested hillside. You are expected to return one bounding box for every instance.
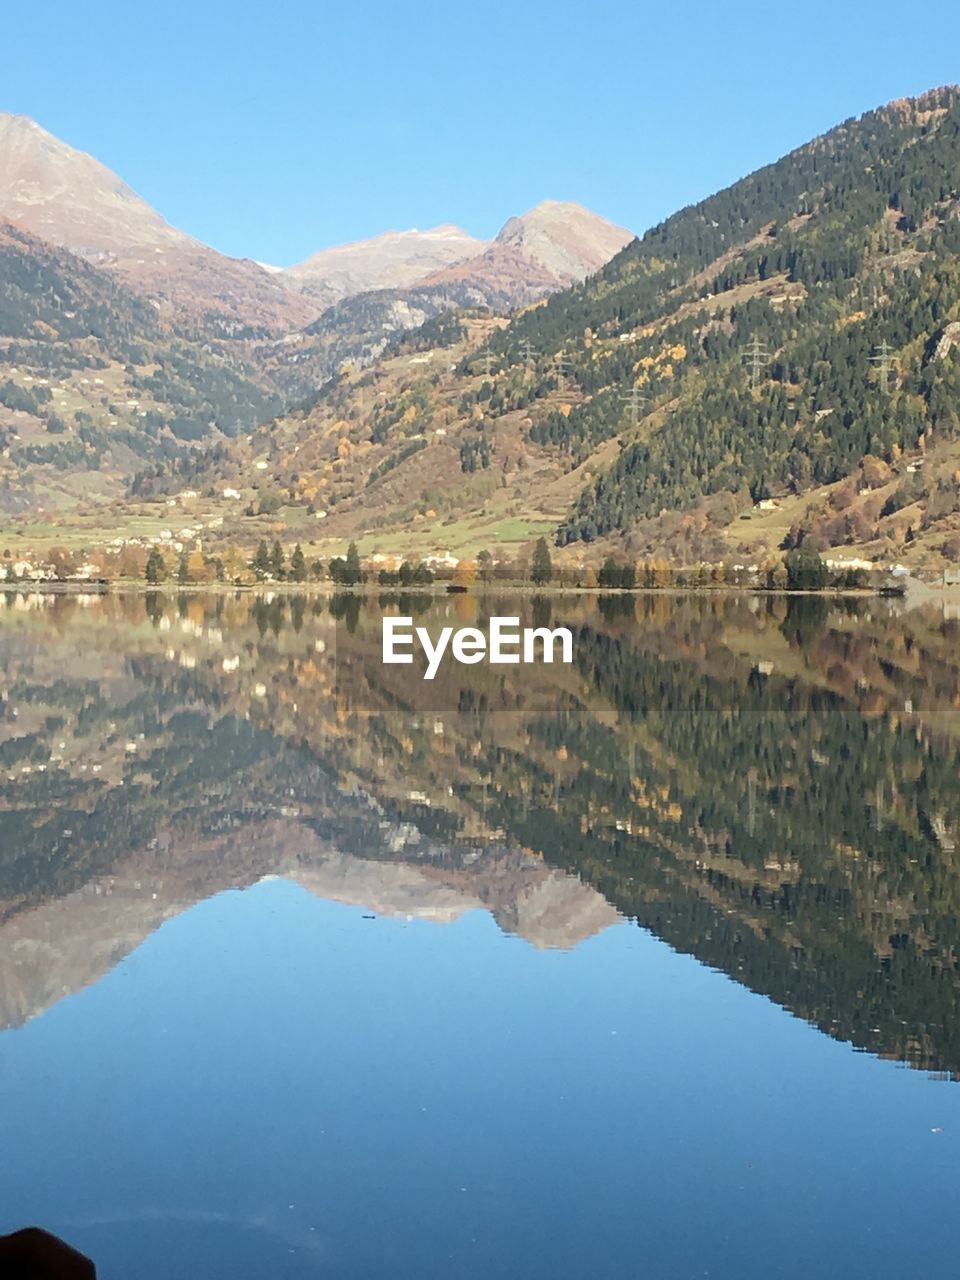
[6,89,960,569]
[0,219,281,511]
[475,88,960,551]
[180,87,960,570]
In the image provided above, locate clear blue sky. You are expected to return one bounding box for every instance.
[5,0,960,266]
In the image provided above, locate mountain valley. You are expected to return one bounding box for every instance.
[3,92,960,572]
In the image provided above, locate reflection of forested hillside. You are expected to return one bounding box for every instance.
[482,624,960,1075]
[0,596,620,1025]
[1,591,959,1074]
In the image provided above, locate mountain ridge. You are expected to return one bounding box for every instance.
[0,113,629,344]
[283,223,488,309]
[0,112,319,335]
[422,199,634,298]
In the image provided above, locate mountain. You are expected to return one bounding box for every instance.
[421,200,635,305]
[0,113,316,336]
[206,87,960,570]
[284,224,487,309]
[0,111,634,495]
[258,202,634,399]
[0,113,185,256]
[283,203,632,312]
[0,168,630,519]
[0,216,282,512]
[13,90,960,573]
[500,87,960,562]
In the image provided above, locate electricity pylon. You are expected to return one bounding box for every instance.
[474,350,497,378]
[874,779,885,834]
[870,341,898,395]
[553,352,572,388]
[520,339,539,379]
[620,385,649,428]
[742,336,770,391]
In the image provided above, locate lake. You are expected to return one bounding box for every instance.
[1,590,958,1279]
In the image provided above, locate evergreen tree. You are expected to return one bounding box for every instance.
[290,544,307,582]
[344,541,362,586]
[145,547,166,584]
[270,540,286,580]
[598,555,621,588]
[785,548,829,591]
[531,537,553,586]
[253,540,271,579]
[177,551,190,584]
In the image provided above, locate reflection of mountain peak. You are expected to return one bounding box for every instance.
[0,818,619,1029]
[4,590,960,1077]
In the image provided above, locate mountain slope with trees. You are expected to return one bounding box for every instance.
[164,87,960,570]
[0,218,282,512]
[482,87,960,559]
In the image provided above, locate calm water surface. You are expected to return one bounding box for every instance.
[1,591,958,1278]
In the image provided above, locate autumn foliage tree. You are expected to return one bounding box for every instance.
[454,558,476,588]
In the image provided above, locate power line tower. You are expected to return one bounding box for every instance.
[553,352,572,388]
[520,339,539,380]
[742,336,770,391]
[870,341,898,395]
[619,385,649,429]
[474,350,497,378]
[874,779,885,835]
[746,770,758,838]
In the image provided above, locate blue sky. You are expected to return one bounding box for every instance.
[5,1,960,265]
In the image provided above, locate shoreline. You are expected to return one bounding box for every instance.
[0,581,898,599]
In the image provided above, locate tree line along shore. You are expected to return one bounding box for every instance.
[0,535,919,594]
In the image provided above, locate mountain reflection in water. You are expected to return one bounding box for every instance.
[1,589,959,1279]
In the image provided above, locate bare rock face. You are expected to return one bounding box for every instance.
[283,225,488,309]
[0,113,317,334]
[934,320,960,361]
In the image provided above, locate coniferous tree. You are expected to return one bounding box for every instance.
[598,555,621,589]
[253,540,271,579]
[344,541,362,586]
[785,548,829,591]
[531,537,553,586]
[145,547,166,584]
